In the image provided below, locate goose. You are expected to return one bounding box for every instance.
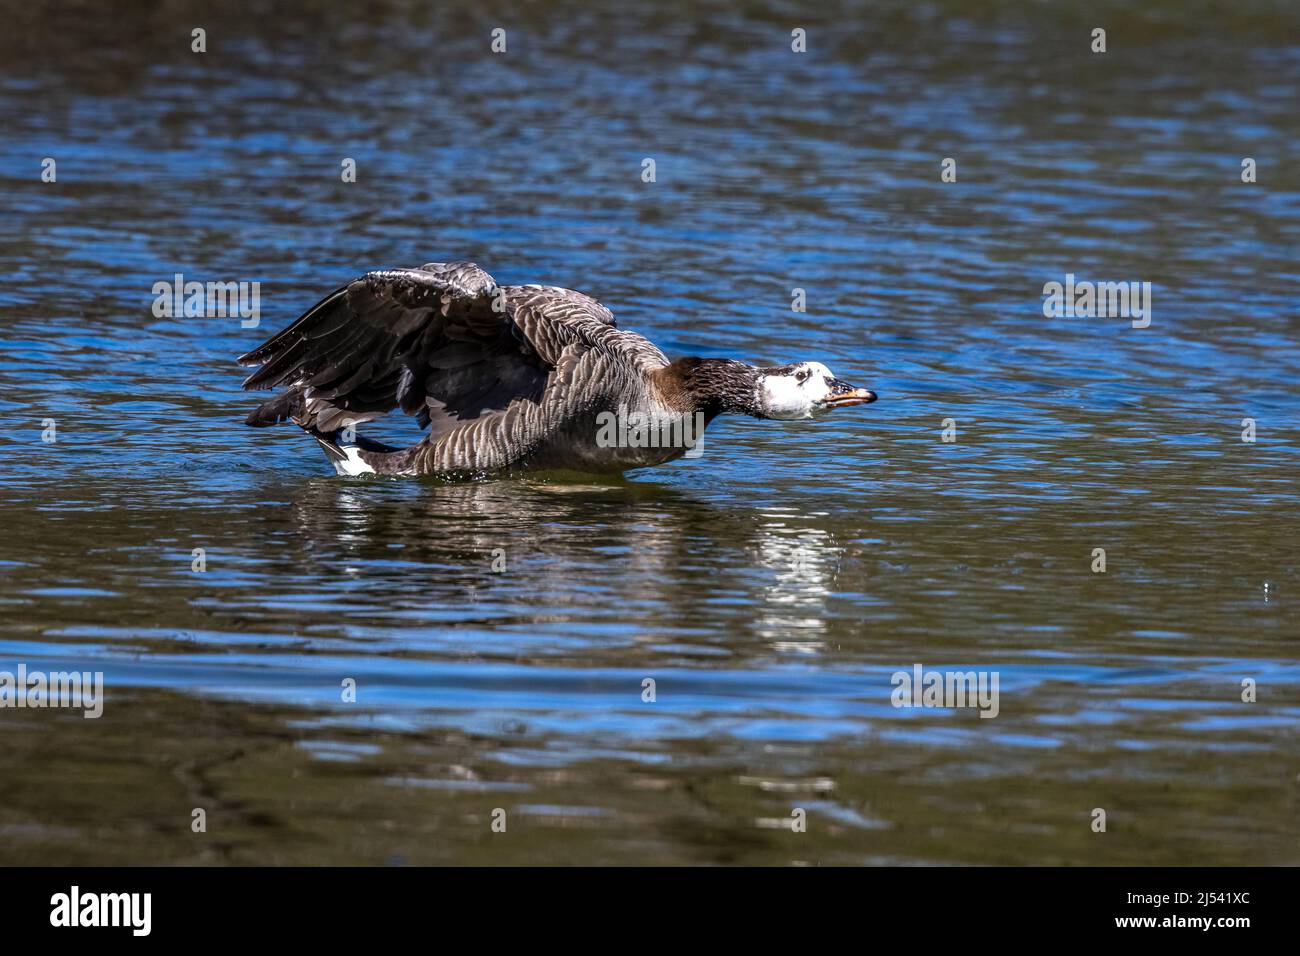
[237,261,877,478]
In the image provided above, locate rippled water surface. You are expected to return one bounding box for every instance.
[1,0,1298,864]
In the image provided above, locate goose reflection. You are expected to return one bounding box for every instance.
[753,509,842,653]
[281,477,852,657]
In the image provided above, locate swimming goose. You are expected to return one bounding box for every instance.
[238,261,877,477]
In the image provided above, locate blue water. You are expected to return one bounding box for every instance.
[0,0,1297,864]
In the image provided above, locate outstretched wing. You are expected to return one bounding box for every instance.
[238,261,623,437]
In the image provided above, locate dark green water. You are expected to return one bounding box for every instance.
[0,0,1297,864]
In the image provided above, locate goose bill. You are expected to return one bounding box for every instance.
[821,383,877,408]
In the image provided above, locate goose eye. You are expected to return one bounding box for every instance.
[796,369,810,383]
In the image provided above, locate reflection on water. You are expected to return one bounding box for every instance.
[0,0,1298,864]
[755,512,838,652]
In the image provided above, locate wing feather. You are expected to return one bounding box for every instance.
[238,262,654,455]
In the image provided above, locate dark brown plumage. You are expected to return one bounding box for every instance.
[238,261,876,477]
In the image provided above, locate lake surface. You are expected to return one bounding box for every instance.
[1,0,1297,865]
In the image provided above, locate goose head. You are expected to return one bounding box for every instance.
[755,362,877,420]
[658,358,877,422]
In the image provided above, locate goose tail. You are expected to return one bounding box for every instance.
[312,434,378,476]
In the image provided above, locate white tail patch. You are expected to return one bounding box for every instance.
[331,445,376,476]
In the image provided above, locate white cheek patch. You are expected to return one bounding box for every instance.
[761,363,839,419]
[762,374,815,420]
